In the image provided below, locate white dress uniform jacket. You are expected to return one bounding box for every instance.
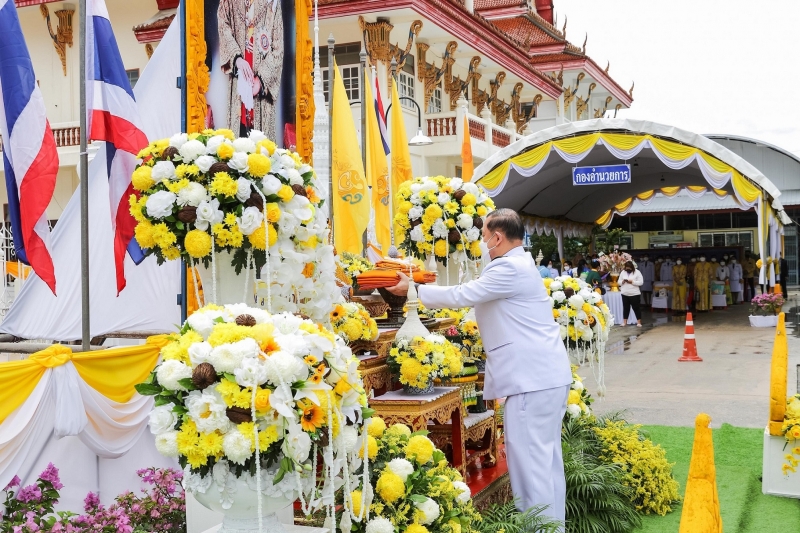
[418,246,572,400]
[660,260,674,282]
[639,260,655,292]
[729,263,743,293]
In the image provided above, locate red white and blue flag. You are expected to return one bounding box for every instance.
[0,0,58,294]
[86,0,149,294]
[374,74,390,155]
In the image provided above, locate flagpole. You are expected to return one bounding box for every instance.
[179,0,188,322]
[79,0,90,351]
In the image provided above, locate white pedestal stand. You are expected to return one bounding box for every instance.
[762,426,800,498]
[187,492,301,533]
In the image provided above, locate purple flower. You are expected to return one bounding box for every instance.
[3,475,21,491]
[84,491,101,511]
[16,484,42,503]
[40,462,63,490]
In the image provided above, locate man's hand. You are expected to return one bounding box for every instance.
[385,272,410,296]
[236,57,254,86]
[251,76,262,96]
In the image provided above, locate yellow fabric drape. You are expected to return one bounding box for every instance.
[614,198,634,212]
[461,116,474,182]
[187,267,204,315]
[732,171,761,204]
[295,0,314,162]
[389,83,413,243]
[364,72,391,255]
[332,61,369,254]
[636,190,656,201]
[0,336,169,425]
[553,133,601,155]
[185,0,209,134]
[660,187,681,197]
[5,262,30,279]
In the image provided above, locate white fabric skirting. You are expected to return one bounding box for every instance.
[603,291,638,325]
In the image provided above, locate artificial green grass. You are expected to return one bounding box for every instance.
[633,424,800,532]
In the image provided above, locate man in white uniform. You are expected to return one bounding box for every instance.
[639,255,655,305]
[729,256,743,304]
[387,209,572,523]
[660,255,674,283]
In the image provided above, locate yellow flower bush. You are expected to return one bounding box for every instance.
[593,421,680,515]
[329,302,379,345]
[387,334,463,390]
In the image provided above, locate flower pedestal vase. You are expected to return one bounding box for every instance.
[749,315,779,327]
[609,272,620,292]
[196,250,254,306]
[434,257,460,287]
[192,477,294,533]
[403,380,434,395]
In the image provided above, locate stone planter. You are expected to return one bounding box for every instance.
[193,476,295,533]
[749,315,779,327]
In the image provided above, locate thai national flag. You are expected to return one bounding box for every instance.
[86,0,149,294]
[374,74,390,155]
[0,0,58,294]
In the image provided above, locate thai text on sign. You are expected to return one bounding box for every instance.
[572,164,631,185]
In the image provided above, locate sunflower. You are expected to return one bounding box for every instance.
[330,304,347,322]
[300,403,325,432]
[304,355,319,366]
[315,363,327,376]
[308,373,323,385]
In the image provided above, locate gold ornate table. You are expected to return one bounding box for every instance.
[429,409,497,477]
[369,387,466,475]
[357,354,391,397]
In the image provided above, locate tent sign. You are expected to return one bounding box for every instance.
[572,164,632,185]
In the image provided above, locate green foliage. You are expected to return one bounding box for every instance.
[562,416,642,533]
[474,500,561,533]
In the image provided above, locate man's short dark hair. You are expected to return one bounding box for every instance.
[485,208,525,241]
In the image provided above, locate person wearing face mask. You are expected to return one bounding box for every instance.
[742,252,757,301]
[660,256,673,283]
[639,255,655,305]
[687,257,698,310]
[729,255,743,304]
[694,255,712,311]
[548,260,560,279]
[386,208,572,524]
[672,258,688,312]
[716,259,732,305]
[654,256,663,282]
[562,260,575,278]
[619,260,643,326]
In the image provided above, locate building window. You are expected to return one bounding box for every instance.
[698,213,732,230]
[697,231,753,251]
[321,65,360,104]
[126,69,140,89]
[666,214,698,230]
[630,216,664,232]
[427,84,442,114]
[398,71,415,110]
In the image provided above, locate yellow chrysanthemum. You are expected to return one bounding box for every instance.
[210,172,238,197]
[568,390,581,405]
[405,435,435,464]
[163,246,181,260]
[469,240,482,257]
[424,204,443,221]
[386,423,412,438]
[359,435,379,460]
[434,240,449,258]
[164,178,190,194]
[266,202,281,223]
[368,417,386,438]
[248,223,277,250]
[182,229,211,259]
[129,194,148,222]
[462,205,476,216]
[256,139,277,155]
[197,431,224,457]
[406,525,429,533]
[277,184,295,202]
[151,223,177,249]
[175,164,200,179]
[134,220,156,248]
[400,358,424,387]
[476,206,488,216]
[215,128,235,140]
[376,471,405,503]
[216,142,234,160]
[460,193,477,206]
[207,322,254,347]
[247,153,271,177]
[131,166,154,191]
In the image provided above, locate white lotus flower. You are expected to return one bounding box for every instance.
[209,338,260,374]
[286,423,312,463]
[178,139,206,162]
[437,192,450,205]
[408,205,424,220]
[145,191,177,219]
[169,133,188,149]
[186,389,230,433]
[156,360,192,391]
[149,404,178,434]
[232,137,256,154]
[195,198,224,231]
[568,294,585,309]
[176,182,210,207]
[151,161,176,182]
[457,213,473,230]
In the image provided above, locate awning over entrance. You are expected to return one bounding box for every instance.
[473,118,790,225]
[473,118,791,284]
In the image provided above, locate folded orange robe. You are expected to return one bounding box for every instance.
[357,270,436,289]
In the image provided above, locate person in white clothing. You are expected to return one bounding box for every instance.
[660,256,674,282]
[386,209,572,524]
[729,256,743,304]
[638,255,655,305]
[619,260,643,326]
[547,261,560,279]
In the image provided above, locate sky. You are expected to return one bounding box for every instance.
[560,0,800,156]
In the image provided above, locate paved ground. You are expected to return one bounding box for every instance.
[582,291,800,428]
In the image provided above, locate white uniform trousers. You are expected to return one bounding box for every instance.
[504,385,569,524]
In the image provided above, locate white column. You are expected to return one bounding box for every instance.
[311,0,330,223]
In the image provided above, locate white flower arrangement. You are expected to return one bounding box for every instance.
[136,303,374,516]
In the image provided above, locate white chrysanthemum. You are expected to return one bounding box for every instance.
[169,133,188,149]
[237,206,264,236]
[409,193,422,205]
[194,155,217,173]
[409,226,425,243]
[222,428,252,465]
[387,458,414,482]
[195,199,224,231]
[236,177,253,203]
[186,389,230,433]
[204,135,226,154]
[414,497,441,525]
[449,177,463,189]
[453,480,471,504]
[209,338,260,374]
[337,425,359,455]
[145,191,177,219]
[437,192,450,205]
[234,357,268,388]
[154,430,179,457]
[462,182,479,195]
[263,350,309,386]
[248,129,267,143]
[187,309,222,338]
[566,404,582,418]
[286,424,312,463]
[465,227,481,241]
[457,213,474,230]
[568,294,585,309]
[408,205,424,220]
[552,290,566,303]
[580,328,593,341]
[232,137,256,154]
[365,516,394,533]
[572,380,584,392]
[176,182,210,207]
[550,281,563,292]
[282,168,302,185]
[188,341,213,366]
[151,160,176,182]
[578,289,593,300]
[179,139,206,162]
[432,219,448,239]
[156,360,192,391]
[227,152,250,173]
[149,403,178,434]
[410,183,423,194]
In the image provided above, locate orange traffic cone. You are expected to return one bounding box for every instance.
[679,312,703,362]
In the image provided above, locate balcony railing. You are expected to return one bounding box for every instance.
[0,125,81,152]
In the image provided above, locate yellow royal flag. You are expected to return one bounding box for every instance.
[332,61,369,254]
[461,115,474,182]
[390,82,413,243]
[364,71,391,255]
